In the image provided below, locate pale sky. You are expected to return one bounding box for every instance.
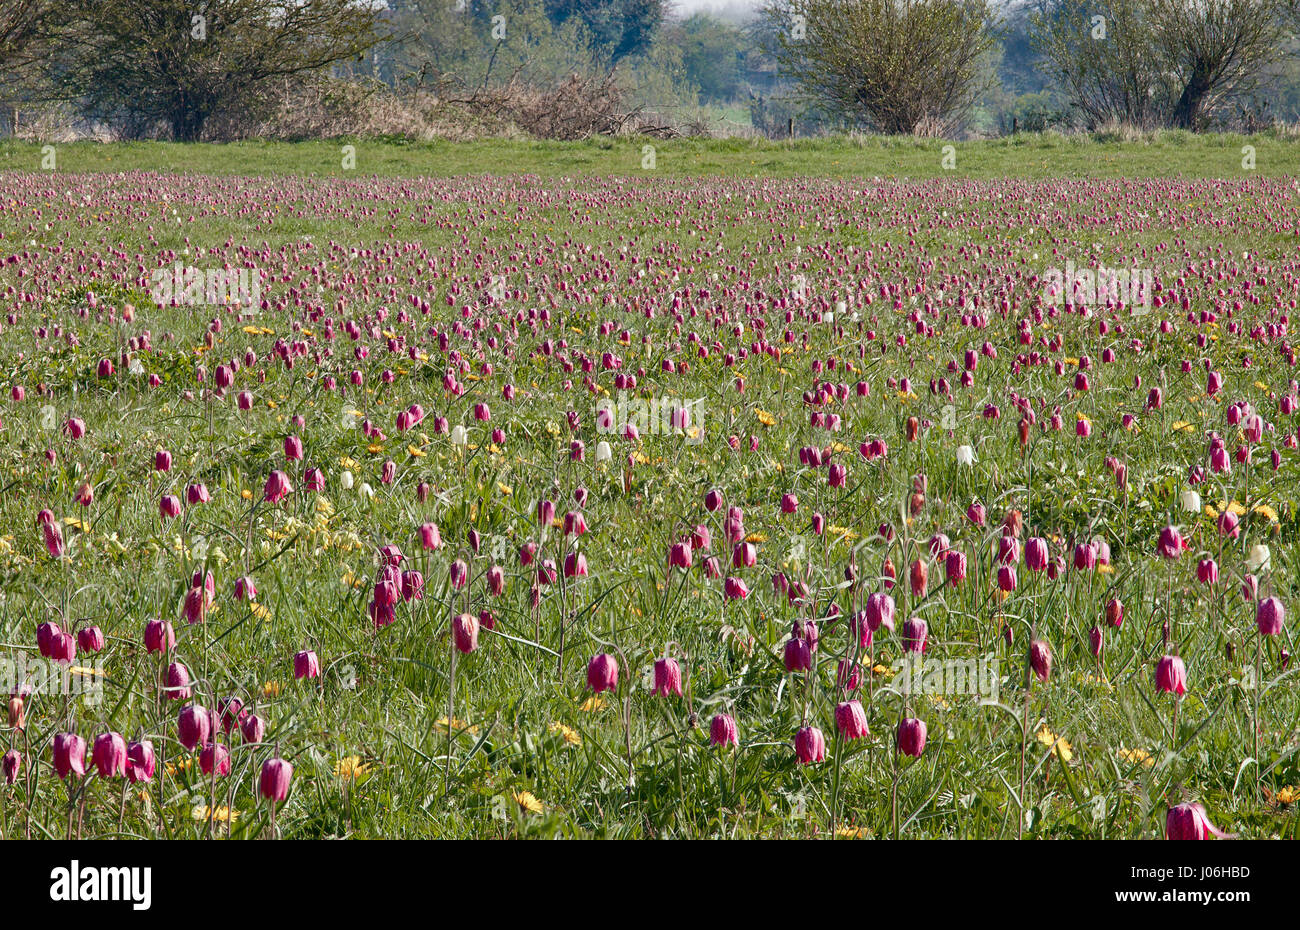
[669,0,759,17]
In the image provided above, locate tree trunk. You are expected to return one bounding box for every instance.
[1171,72,1211,129]
[171,110,204,142]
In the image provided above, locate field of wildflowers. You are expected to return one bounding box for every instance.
[0,157,1297,840]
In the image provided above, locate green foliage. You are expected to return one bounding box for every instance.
[676,13,745,103]
[389,0,597,90]
[542,0,667,63]
[760,0,998,135]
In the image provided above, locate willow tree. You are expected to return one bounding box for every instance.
[55,0,386,141]
[1032,0,1291,129]
[760,0,998,135]
[1155,0,1289,128]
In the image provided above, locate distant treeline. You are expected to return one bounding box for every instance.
[3,0,1299,140]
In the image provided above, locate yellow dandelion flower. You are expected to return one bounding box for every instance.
[755,409,777,427]
[1036,726,1073,762]
[435,716,479,735]
[334,755,371,780]
[263,680,282,698]
[744,532,767,543]
[513,790,543,814]
[1275,785,1300,805]
[192,804,240,823]
[1252,504,1279,523]
[1206,500,1247,519]
[249,602,271,620]
[342,570,367,589]
[165,758,195,776]
[579,695,606,712]
[548,722,582,747]
[835,825,868,839]
[407,445,426,458]
[1117,748,1154,769]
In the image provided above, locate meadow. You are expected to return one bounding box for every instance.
[5,129,1300,178]
[0,136,1297,839]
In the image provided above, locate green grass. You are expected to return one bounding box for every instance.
[2,129,1300,179]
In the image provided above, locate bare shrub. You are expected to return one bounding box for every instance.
[444,71,679,140]
[0,98,89,141]
[204,77,519,142]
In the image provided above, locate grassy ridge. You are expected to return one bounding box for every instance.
[2,131,1300,179]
